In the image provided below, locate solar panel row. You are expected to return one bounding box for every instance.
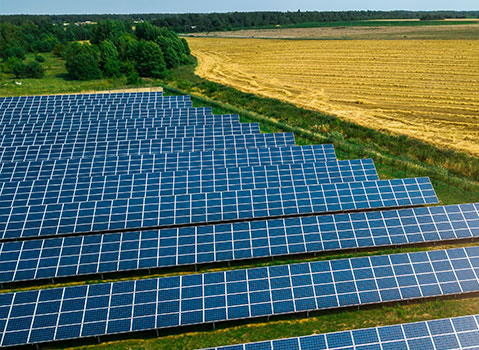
[0,94,178,106]
[1,115,240,135]
[0,123,261,147]
[0,107,214,125]
[0,178,437,241]
[0,91,163,102]
[202,314,479,350]
[1,103,195,118]
[0,144,337,183]
[0,159,378,208]
[0,94,189,108]
[1,247,479,347]
[0,203,476,284]
[0,133,297,163]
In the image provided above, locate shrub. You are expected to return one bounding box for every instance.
[12,60,44,78]
[53,43,65,57]
[35,55,45,62]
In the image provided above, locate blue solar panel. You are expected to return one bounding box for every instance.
[1,247,479,347]
[202,315,479,349]
[0,123,260,147]
[0,95,190,112]
[0,144,336,183]
[0,177,437,241]
[0,203,476,284]
[0,159,378,208]
[0,114,240,135]
[0,100,194,117]
[0,91,162,103]
[0,133,296,163]
[0,94,173,109]
[0,107,214,126]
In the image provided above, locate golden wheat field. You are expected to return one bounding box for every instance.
[187,38,479,156]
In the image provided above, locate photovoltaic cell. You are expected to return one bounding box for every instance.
[201,314,479,350]
[0,177,437,241]
[0,91,163,103]
[0,123,261,147]
[1,247,479,347]
[0,107,215,127]
[0,159,377,209]
[0,144,337,183]
[0,203,476,284]
[0,133,296,163]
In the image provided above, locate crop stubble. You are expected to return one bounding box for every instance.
[187,38,479,156]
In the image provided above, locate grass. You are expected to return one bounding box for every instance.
[0,53,163,97]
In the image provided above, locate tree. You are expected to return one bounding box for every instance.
[1,45,26,61]
[155,36,180,69]
[99,40,121,78]
[134,40,167,78]
[64,42,101,80]
[91,20,129,44]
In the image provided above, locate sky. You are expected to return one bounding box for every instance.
[0,0,477,15]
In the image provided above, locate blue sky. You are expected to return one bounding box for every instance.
[0,0,477,15]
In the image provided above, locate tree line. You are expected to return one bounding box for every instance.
[1,10,478,32]
[0,19,190,81]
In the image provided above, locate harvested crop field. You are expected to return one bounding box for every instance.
[187,38,479,156]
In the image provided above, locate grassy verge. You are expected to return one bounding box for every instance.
[162,60,479,205]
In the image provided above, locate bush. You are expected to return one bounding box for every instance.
[12,60,44,78]
[2,57,21,74]
[35,55,45,62]
[64,42,101,80]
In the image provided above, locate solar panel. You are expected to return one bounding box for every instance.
[0,91,163,103]
[0,95,190,111]
[0,133,296,163]
[1,247,479,347]
[0,114,239,135]
[0,159,378,209]
[0,107,214,126]
[0,144,337,183]
[0,123,261,148]
[0,203,476,284]
[0,101,194,118]
[0,94,178,109]
[0,177,437,241]
[201,314,479,350]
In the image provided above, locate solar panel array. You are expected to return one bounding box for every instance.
[0,90,476,349]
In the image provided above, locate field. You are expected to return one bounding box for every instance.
[186,22,479,40]
[187,37,479,156]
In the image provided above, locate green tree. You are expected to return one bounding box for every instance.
[91,20,129,45]
[99,40,121,78]
[155,36,180,69]
[1,45,26,61]
[134,40,167,78]
[64,42,101,80]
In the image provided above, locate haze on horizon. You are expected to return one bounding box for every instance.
[0,0,477,15]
